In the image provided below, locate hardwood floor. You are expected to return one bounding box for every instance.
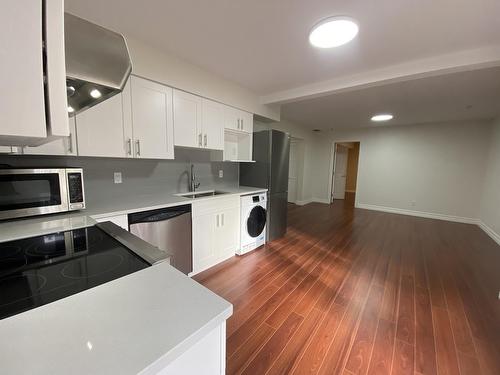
[194,198,500,375]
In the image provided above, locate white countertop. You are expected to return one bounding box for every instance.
[0,186,267,243]
[0,262,232,375]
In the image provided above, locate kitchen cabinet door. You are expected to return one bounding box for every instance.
[214,206,240,260]
[239,111,253,133]
[224,107,253,133]
[173,89,202,148]
[224,107,241,131]
[0,0,47,143]
[76,94,128,157]
[130,76,174,159]
[192,213,216,273]
[201,99,224,150]
[22,117,77,156]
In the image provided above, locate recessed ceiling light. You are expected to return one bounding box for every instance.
[309,17,359,48]
[90,89,102,99]
[371,114,394,122]
[67,106,75,113]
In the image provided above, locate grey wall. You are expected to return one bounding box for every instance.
[0,148,239,208]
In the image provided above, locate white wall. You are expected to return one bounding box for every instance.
[304,120,492,221]
[126,37,280,121]
[479,117,500,243]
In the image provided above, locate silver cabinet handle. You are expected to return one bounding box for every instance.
[237,118,240,130]
[221,213,224,226]
[126,138,132,155]
[135,139,141,157]
[204,134,207,147]
[216,214,219,227]
[68,133,73,153]
[241,119,244,130]
[199,133,203,147]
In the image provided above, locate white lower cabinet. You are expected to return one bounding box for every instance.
[157,322,226,375]
[92,214,129,230]
[192,196,240,274]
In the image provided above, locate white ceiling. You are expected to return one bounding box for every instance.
[281,67,500,129]
[65,0,500,96]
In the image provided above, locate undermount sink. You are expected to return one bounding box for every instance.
[177,191,229,199]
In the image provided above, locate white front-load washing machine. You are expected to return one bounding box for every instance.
[238,192,267,255]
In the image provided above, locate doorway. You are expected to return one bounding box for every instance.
[330,142,360,204]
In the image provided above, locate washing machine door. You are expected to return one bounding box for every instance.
[247,205,267,238]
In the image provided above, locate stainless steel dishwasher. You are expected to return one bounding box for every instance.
[128,205,192,275]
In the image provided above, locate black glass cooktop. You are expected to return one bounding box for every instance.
[0,226,149,320]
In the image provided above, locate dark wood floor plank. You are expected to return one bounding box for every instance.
[396,275,416,345]
[226,323,275,375]
[196,200,500,375]
[391,339,415,375]
[267,308,325,375]
[432,306,461,375]
[415,286,437,375]
[457,353,482,375]
[367,319,396,375]
[344,284,385,375]
[379,247,402,323]
[241,313,304,375]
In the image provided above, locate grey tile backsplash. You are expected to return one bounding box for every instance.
[0,148,239,208]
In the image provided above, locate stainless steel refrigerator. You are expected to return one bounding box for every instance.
[240,129,290,241]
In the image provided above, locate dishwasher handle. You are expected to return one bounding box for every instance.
[128,204,191,224]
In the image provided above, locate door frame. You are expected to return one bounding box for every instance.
[287,137,304,204]
[328,140,361,204]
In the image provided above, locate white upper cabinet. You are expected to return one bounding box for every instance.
[173,91,224,151]
[0,0,68,146]
[129,76,174,159]
[224,107,253,133]
[22,117,77,156]
[173,90,202,148]
[201,99,224,151]
[239,111,253,133]
[1,1,46,143]
[76,94,128,158]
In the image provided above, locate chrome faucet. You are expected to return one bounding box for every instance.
[190,164,200,192]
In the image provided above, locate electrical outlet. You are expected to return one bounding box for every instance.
[113,172,122,184]
[219,169,224,178]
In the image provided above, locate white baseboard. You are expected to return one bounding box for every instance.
[312,197,331,204]
[478,221,500,246]
[355,203,479,224]
[294,199,313,206]
[294,198,330,205]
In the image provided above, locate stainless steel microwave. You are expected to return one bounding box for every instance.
[0,168,85,220]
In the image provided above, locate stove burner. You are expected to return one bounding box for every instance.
[0,273,47,298]
[24,234,67,259]
[61,253,125,279]
[0,246,22,259]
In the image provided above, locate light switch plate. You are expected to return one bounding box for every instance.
[114,172,122,184]
[219,170,224,178]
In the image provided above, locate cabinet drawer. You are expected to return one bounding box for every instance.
[192,195,240,217]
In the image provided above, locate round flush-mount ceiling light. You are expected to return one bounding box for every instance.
[309,16,359,48]
[371,114,394,122]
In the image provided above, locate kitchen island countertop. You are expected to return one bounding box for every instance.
[0,262,232,375]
